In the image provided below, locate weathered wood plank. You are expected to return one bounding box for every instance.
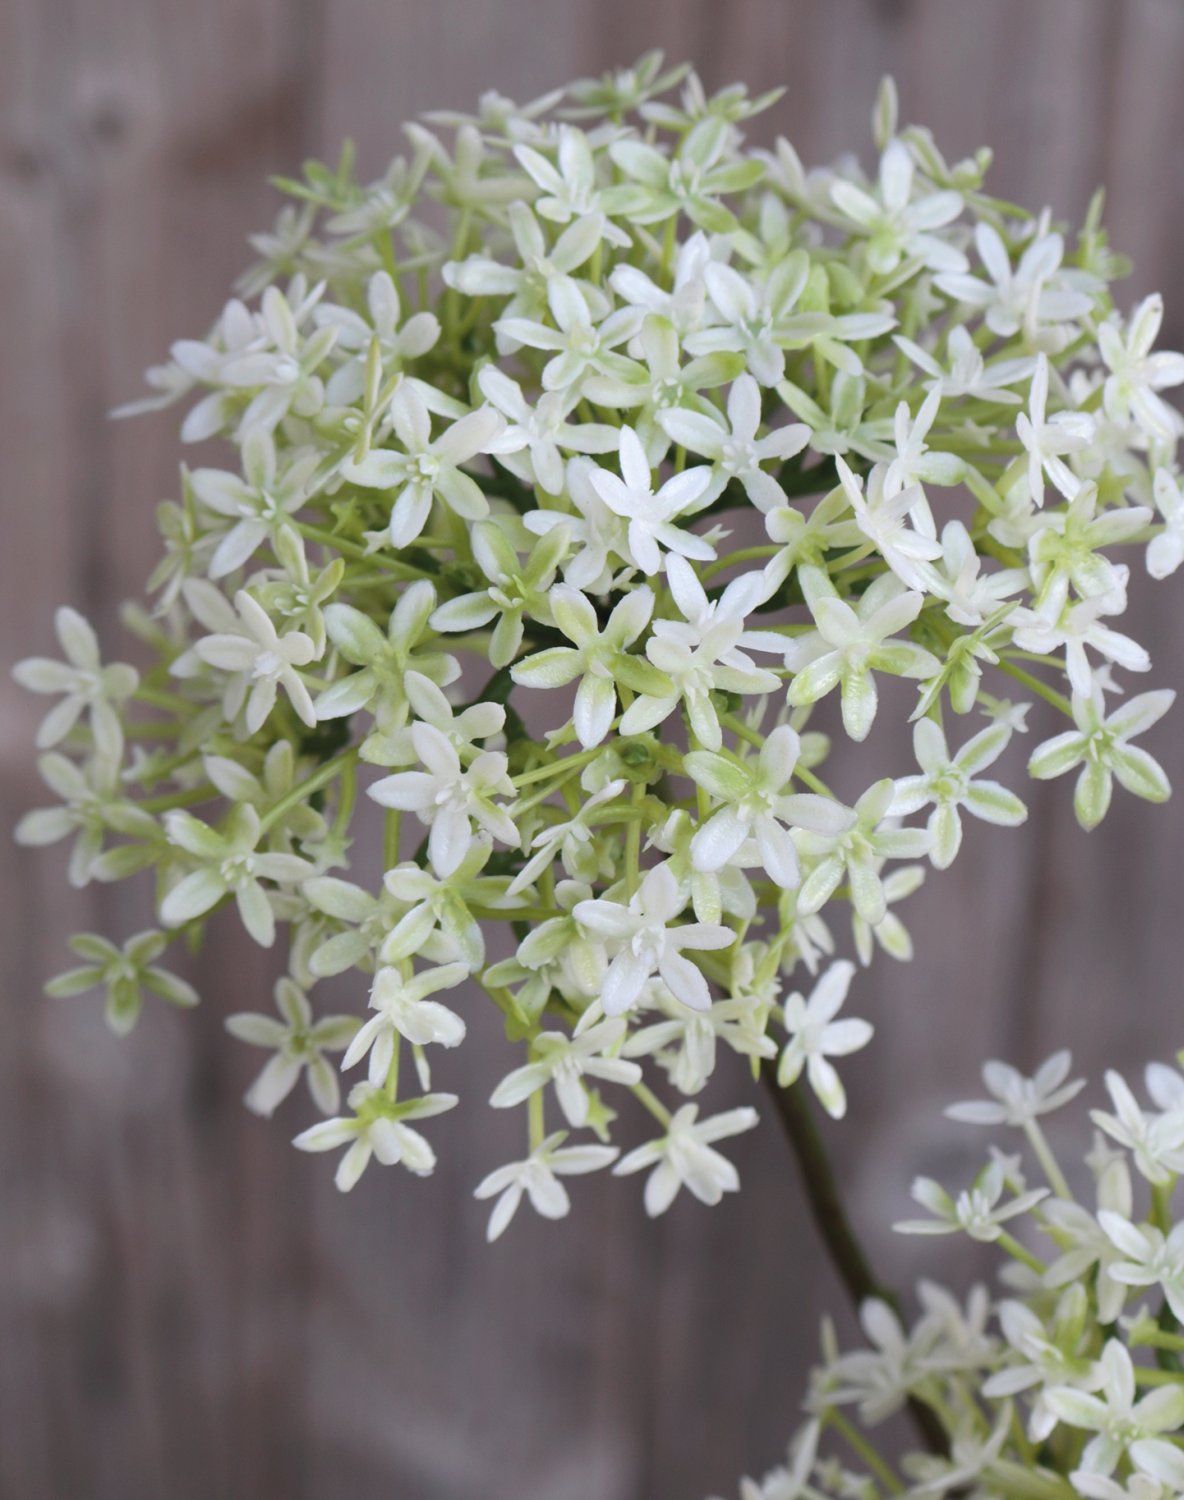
[5,2,1184,1496]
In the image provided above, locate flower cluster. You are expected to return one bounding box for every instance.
[14,58,1182,1224]
[717,1050,1184,1500]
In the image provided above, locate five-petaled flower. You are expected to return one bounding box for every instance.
[777,959,873,1119]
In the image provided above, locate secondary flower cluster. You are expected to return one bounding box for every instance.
[717,1050,1184,1500]
[13,58,1182,1219]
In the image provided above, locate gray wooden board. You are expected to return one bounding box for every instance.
[3,1,1183,1494]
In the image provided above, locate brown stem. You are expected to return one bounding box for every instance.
[760,1063,949,1457]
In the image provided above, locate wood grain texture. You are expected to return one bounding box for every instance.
[3,1,1184,1496]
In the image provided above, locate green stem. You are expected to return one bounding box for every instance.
[825,1409,903,1494]
[995,1230,1046,1275]
[258,745,359,836]
[511,744,604,790]
[995,659,1073,717]
[631,1081,672,1127]
[384,1034,401,1103]
[528,1088,545,1151]
[296,522,433,579]
[1023,1119,1073,1200]
[139,784,217,814]
[1134,1366,1184,1386]
[383,810,402,871]
[133,685,194,714]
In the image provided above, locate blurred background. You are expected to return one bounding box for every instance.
[4,1,1184,1496]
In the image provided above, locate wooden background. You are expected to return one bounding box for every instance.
[4,1,1184,1496]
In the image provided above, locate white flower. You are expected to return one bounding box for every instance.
[658,373,811,512]
[479,364,616,494]
[935,220,1091,339]
[340,383,503,548]
[190,428,318,579]
[776,960,872,1119]
[982,1289,1101,1443]
[612,1102,759,1215]
[815,1296,938,1424]
[314,586,461,735]
[1147,468,1184,581]
[445,201,606,323]
[573,862,733,1015]
[325,151,428,236]
[925,520,1027,628]
[428,519,568,668]
[1015,354,1095,507]
[1026,479,1150,622]
[160,803,313,947]
[316,269,441,405]
[794,776,932,926]
[786,574,940,743]
[1098,293,1184,442]
[193,588,319,733]
[894,1157,1047,1241]
[367,721,517,878]
[834,457,944,591]
[686,724,854,888]
[45,928,198,1036]
[1090,1070,1184,1184]
[906,1402,1011,1497]
[15,749,155,889]
[379,669,501,764]
[217,282,337,438]
[1011,596,1149,700]
[622,991,776,1096]
[1043,1146,1133,1325]
[512,126,633,242]
[13,606,138,759]
[587,425,714,575]
[946,1050,1084,1127]
[889,719,1026,869]
[522,456,632,592]
[609,230,711,337]
[473,1132,618,1241]
[1046,1340,1184,1484]
[1073,1475,1175,1500]
[717,1421,820,1500]
[883,384,964,498]
[509,779,627,894]
[620,556,782,751]
[895,325,1036,404]
[225,976,357,1116]
[494,273,641,392]
[684,255,810,387]
[1028,688,1174,831]
[511,585,661,748]
[489,1017,642,1128]
[342,962,469,1084]
[851,861,924,966]
[829,138,965,275]
[293,1086,458,1190]
[1099,1211,1184,1323]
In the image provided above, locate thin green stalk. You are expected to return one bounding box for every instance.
[296,522,432,579]
[825,1409,903,1494]
[996,659,1073,717]
[995,1230,1046,1276]
[631,1081,672,1127]
[257,745,359,836]
[383,809,401,871]
[1024,1119,1073,1200]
